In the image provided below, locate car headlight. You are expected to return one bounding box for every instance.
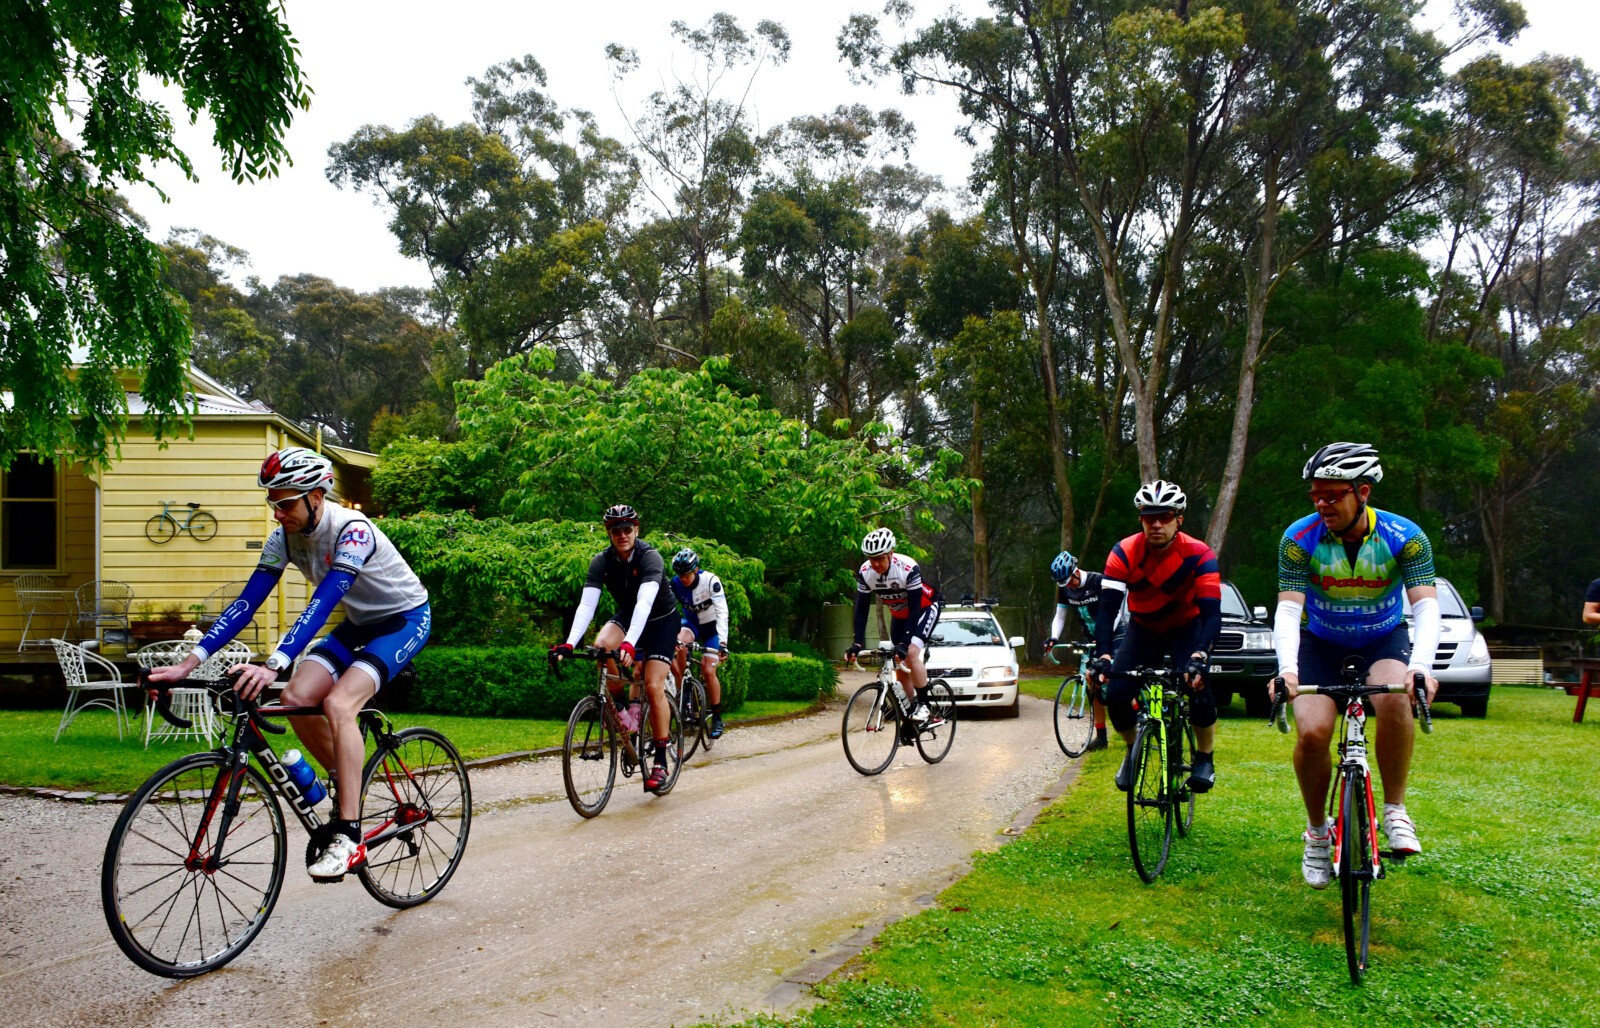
[1466,634,1490,665]
[1242,629,1273,650]
[980,665,1015,681]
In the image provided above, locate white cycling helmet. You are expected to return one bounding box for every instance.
[861,527,896,556]
[1303,441,1383,483]
[258,447,334,493]
[1134,480,1186,514]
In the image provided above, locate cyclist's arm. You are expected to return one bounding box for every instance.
[851,580,872,646]
[1193,596,1222,654]
[1049,604,1068,642]
[711,578,730,643]
[1094,580,1124,656]
[190,566,281,662]
[267,567,357,669]
[1585,601,1600,626]
[622,581,660,647]
[565,586,602,647]
[1406,583,1441,676]
[1274,590,1306,683]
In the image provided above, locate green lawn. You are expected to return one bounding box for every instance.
[0,699,815,794]
[741,685,1600,1026]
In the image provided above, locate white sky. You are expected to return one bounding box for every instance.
[125,0,1600,295]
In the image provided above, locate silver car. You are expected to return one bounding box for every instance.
[1404,577,1492,717]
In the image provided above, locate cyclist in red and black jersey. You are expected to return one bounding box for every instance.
[846,528,943,726]
[1094,481,1223,793]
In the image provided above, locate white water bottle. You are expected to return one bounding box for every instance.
[282,749,327,806]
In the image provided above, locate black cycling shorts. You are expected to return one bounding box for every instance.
[889,601,941,652]
[1297,625,1412,693]
[1103,619,1217,733]
[608,611,679,665]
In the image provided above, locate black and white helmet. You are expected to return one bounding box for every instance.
[1303,442,1383,484]
[1134,480,1186,514]
[258,447,333,493]
[602,504,640,526]
[861,527,896,556]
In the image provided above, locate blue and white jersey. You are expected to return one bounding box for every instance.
[670,570,729,642]
[257,501,427,625]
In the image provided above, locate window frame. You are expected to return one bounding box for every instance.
[0,455,65,574]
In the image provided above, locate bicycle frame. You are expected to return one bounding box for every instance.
[860,643,921,742]
[1330,697,1383,885]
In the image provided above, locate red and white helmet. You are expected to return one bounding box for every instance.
[258,447,334,493]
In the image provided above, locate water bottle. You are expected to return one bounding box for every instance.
[281,749,327,806]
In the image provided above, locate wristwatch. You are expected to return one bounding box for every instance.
[265,653,289,672]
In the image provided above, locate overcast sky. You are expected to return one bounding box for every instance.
[125,0,1600,295]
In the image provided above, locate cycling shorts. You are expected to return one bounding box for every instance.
[305,602,431,693]
[1297,625,1411,695]
[889,601,941,653]
[1103,619,1217,733]
[608,611,679,665]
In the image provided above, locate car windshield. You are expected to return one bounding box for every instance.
[934,617,1004,646]
[1220,582,1249,620]
[1402,578,1470,618]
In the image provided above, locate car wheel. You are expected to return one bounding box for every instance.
[1001,692,1020,719]
[1454,696,1488,718]
[1211,687,1234,711]
[1243,686,1273,719]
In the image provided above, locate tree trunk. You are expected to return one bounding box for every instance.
[971,397,989,598]
[1477,485,1508,622]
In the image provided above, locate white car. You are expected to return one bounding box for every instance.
[1403,577,1492,717]
[924,606,1025,717]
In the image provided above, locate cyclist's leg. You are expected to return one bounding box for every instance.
[1171,625,1217,789]
[594,620,631,707]
[1365,626,1417,804]
[1105,628,1151,789]
[638,615,679,788]
[672,626,693,685]
[699,627,725,736]
[1292,632,1341,824]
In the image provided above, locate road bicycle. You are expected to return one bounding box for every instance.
[1124,665,1199,883]
[145,500,218,544]
[676,640,716,761]
[1270,659,1432,984]
[1050,642,1099,757]
[552,647,683,817]
[840,641,957,776]
[102,673,472,978]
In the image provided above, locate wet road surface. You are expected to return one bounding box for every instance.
[0,680,1071,1027]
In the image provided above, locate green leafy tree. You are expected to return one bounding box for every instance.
[2,0,309,468]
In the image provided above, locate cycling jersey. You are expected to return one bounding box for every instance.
[671,570,730,642]
[851,553,938,644]
[1095,531,1222,654]
[1278,506,1435,645]
[193,500,429,671]
[1586,578,1600,605]
[1050,570,1103,639]
[563,540,679,656]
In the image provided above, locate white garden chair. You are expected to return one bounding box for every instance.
[51,638,134,741]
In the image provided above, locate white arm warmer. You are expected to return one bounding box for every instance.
[1273,600,1304,676]
[1049,604,1068,641]
[625,581,660,646]
[1408,596,1441,673]
[713,587,730,643]
[565,586,602,647]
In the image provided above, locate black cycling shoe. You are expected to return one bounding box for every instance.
[1087,733,1109,752]
[1115,751,1134,792]
[1188,753,1216,793]
[709,715,725,740]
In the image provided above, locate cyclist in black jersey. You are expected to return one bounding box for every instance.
[551,505,680,793]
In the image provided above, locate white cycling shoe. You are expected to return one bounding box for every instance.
[1382,805,1422,856]
[1302,827,1332,889]
[308,833,366,880]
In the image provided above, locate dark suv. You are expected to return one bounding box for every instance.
[1207,582,1278,716]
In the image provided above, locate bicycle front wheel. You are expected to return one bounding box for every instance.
[1127,721,1173,883]
[563,695,618,817]
[144,513,178,544]
[643,688,686,796]
[357,727,472,908]
[1172,715,1196,837]
[842,682,899,776]
[680,675,708,760]
[102,752,286,978]
[1340,768,1374,984]
[1054,676,1095,757]
[915,680,957,764]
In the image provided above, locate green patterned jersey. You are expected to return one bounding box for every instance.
[1278,506,1434,644]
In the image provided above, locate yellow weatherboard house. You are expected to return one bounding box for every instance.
[1,359,373,653]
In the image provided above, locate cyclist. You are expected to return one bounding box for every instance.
[147,446,431,881]
[670,547,729,740]
[845,528,942,725]
[550,505,681,794]
[1044,549,1109,751]
[1271,442,1440,887]
[1094,481,1222,794]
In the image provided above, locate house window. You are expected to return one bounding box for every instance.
[1,455,58,570]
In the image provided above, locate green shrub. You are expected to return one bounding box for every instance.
[723,653,837,704]
[733,635,830,664]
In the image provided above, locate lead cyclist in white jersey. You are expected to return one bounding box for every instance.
[148,447,431,881]
[846,528,943,726]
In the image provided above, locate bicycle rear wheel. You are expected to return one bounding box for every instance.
[1340,768,1374,984]
[1172,715,1196,837]
[187,510,218,541]
[357,727,472,908]
[102,752,286,977]
[680,675,708,760]
[1127,721,1173,883]
[915,680,957,764]
[842,682,899,776]
[1053,675,1095,757]
[562,695,618,817]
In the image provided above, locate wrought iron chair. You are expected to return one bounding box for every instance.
[12,574,67,651]
[74,580,134,647]
[51,638,134,741]
[195,581,260,648]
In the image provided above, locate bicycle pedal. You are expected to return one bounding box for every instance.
[309,872,349,884]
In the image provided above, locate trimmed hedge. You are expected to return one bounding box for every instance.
[407,647,836,719]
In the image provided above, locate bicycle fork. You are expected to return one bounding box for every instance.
[1329,701,1384,883]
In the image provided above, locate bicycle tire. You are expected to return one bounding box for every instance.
[144,513,178,544]
[1053,675,1095,757]
[102,752,286,977]
[842,681,899,776]
[186,510,218,541]
[1127,721,1173,883]
[915,680,957,764]
[562,695,618,817]
[356,727,472,908]
[1340,768,1374,984]
[1172,713,1196,838]
[643,688,685,796]
[680,675,708,760]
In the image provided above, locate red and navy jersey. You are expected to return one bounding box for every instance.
[1101,531,1221,634]
[855,554,936,619]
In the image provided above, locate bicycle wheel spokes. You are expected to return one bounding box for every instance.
[1172,718,1196,837]
[357,727,472,908]
[1127,723,1173,883]
[681,676,707,760]
[915,680,957,764]
[1053,676,1095,757]
[562,695,618,818]
[1340,769,1375,983]
[842,682,899,776]
[647,689,686,796]
[102,753,287,977]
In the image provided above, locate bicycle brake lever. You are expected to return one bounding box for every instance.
[139,670,195,730]
[1413,672,1433,735]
